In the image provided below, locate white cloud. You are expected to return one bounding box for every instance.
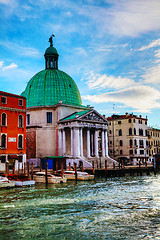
[2,63,17,71]
[155,49,160,58]
[87,71,135,90]
[0,0,11,4]
[142,64,160,84]
[108,0,160,37]
[0,41,40,58]
[82,85,160,113]
[138,38,160,51]
[0,61,4,67]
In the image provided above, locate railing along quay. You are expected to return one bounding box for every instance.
[85,163,155,178]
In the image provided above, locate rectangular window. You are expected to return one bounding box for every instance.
[1,97,6,104]
[19,99,23,106]
[27,114,30,125]
[129,150,133,155]
[118,121,121,124]
[140,150,144,155]
[47,112,52,123]
[120,150,123,155]
[1,155,6,163]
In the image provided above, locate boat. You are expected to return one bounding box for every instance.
[7,174,35,187]
[60,170,95,181]
[0,176,15,188]
[33,172,67,184]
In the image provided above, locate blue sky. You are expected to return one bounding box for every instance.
[0,0,160,128]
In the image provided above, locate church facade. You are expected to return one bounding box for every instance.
[22,36,114,168]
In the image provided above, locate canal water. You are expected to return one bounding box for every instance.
[0,174,160,240]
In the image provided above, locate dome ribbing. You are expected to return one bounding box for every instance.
[21,69,82,107]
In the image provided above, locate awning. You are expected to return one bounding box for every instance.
[8,154,19,159]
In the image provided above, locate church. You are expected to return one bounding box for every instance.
[21,36,115,168]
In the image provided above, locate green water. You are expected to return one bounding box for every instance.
[0,174,160,240]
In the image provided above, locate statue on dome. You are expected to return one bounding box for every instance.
[49,34,55,47]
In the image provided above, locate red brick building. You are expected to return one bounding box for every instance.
[0,91,26,171]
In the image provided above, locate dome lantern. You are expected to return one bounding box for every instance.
[44,34,59,70]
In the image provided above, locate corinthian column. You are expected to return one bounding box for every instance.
[105,130,108,157]
[73,127,80,157]
[71,127,73,156]
[101,129,105,157]
[94,129,98,157]
[80,128,83,157]
[62,129,66,155]
[87,128,91,158]
[58,129,62,156]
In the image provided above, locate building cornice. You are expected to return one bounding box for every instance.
[0,106,26,112]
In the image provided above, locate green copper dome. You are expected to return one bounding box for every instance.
[21,69,82,107]
[21,35,82,108]
[45,46,58,55]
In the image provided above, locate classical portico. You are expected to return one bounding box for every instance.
[58,109,109,165]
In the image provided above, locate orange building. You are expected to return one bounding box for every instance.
[0,91,26,171]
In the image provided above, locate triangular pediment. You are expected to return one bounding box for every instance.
[59,109,107,124]
[79,109,107,123]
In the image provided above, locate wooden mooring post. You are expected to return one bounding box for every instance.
[5,162,8,177]
[13,162,15,175]
[27,162,30,177]
[69,162,71,171]
[18,162,19,174]
[40,161,42,172]
[45,161,48,186]
[74,162,77,182]
[31,163,33,180]
[92,161,95,175]
[24,162,26,175]
[81,161,84,172]
[61,163,64,174]
[105,160,107,179]
[56,161,58,173]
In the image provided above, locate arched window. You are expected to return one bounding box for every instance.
[18,135,23,149]
[119,129,122,136]
[128,119,131,123]
[129,128,132,135]
[18,115,23,128]
[139,128,143,136]
[139,140,144,147]
[129,139,133,146]
[1,134,6,148]
[134,128,136,135]
[120,140,123,146]
[134,139,137,146]
[2,113,7,126]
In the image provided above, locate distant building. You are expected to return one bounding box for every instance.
[0,91,26,171]
[21,36,115,168]
[107,113,149,165]
[147,127,160,162]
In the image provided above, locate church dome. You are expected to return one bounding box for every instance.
[21,35,82,108]
[45,46,58,56]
